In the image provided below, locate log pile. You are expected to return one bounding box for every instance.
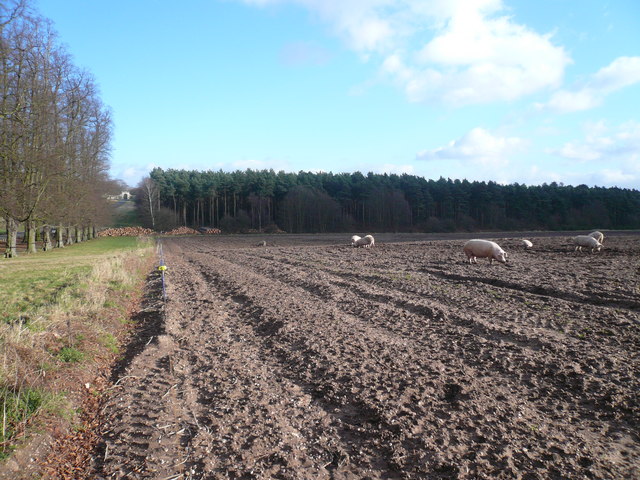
[97,226,223,237]
[98,227,155,237]
[200,227,222,234]
[164,226,200,235]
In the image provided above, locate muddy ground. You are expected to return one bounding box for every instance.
[92,232,639,479]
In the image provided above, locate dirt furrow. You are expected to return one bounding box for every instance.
[181,247,636,478]
[232,246,638,349]
[92,235,639,479]
[211,248,636,409]
[167,243,398,478]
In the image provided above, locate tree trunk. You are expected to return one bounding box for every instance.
[172,196,177,221]
[76,225,82,243]
[66,226,74,245]
[147,188,156,229]
[56,225,65,248]
[42,225,53,251]
[5,217,18,258]
[215,196,219,226]
[27,219,37,254]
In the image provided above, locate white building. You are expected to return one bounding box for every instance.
[106,191,133,201]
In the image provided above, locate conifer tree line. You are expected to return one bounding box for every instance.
[143,167,640,234]
[1,0,117,257]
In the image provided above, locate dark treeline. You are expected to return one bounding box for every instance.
[142,167,640,233]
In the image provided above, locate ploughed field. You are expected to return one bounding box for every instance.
[95,233,640,479]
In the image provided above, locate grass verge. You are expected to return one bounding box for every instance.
[110,199,139,227]
[0,236,156,469]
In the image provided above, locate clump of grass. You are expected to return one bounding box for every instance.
[101,333,119,354]
[0,386,60,459]
[56,347,85,363]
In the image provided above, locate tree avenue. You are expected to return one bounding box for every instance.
[0,0,118,257]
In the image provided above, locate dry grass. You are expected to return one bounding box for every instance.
[0,236,155,459]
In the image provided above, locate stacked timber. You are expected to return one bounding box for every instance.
[200,227,222,234]
[98,227,155,237]
[98,226,221,236]
[165,226,200,235]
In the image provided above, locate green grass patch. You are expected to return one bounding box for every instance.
[101,333,119,354]
[56,347,85,363]
[110,200,139,227]
[0,237,151,325]
[103,299,119,308]
[0,386,60,459]
[0,268,88,325]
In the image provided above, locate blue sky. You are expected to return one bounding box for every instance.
[36,0,640,189]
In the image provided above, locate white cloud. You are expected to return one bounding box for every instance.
[111,163,158,187]
[214,157,292,172]
[591,56,640,91]
[374,163,415,175]
[417,127,526,168]
[545,121,640,187]
[409,6,568,104]
[240,0,569,106]
[412,122,640,188]
[537,89,600,113]
[242,0,400,52]
[232,158,269,170]
[554,142,602,162]
[597,169,637,185]
[551,120,640,163]
[542,56,640,113]
[515,165,633,188]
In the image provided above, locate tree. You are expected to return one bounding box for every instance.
[136,176,159,229]
[0,1,114,256]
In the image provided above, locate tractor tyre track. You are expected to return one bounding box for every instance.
[93,234,640,479]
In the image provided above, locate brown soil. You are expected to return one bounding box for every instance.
[92,233,639,479]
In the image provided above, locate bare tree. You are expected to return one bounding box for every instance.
[0,0,28,29]
[1,2,114,256]
[0,2,40,256]
[137,176,159,229]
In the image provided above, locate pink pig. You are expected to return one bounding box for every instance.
[463,239,507,264]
